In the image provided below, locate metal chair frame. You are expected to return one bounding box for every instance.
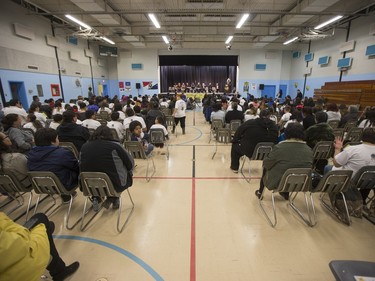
[327,120,340,129]
[312,141,333,172]
[344,120,358,132]
[211,127,231,159]
[209,119,224,143]
[165,115,177,137]
[79,172,135,233]
[59,142,80,160]
[28,171,81,230]
[240,142,274,182]
[149,128,169,160]
[0,168,33,221]
[332,128,345,139]
[344,127,363,143]
[258,168,313,227]
[124,141,156,182]
[109,128,122,142]
[312,170,353,226]
[229,119,241,136]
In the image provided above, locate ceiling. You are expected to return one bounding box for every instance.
[12,0,375,51]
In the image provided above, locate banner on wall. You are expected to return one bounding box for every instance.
[142,81,158,90]
[119,81,125,92]
[125,82,131,91]
[51,84,60,96]
[243,82,249,92]
[251,83,256,90]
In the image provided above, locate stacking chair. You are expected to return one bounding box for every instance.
[332,128,345,139]
[312,141,333,173]
[110,128,122,142]
[149,128,169,159]
[257,168,313,227]
[229,119,241,136]
[209,119,224,143]
[0,168,33,221]
[344,127,363,143]
[28,171,80,230]
[240,142,274,183]
[59,142,79,160]
[327,120,340,129]
[165,115,177,137]
[344,120,358,132]
[79,172,135,233]
[124,128,132,141]
[124,141,156,182]
[211,127,231,160]
[312,170,353,225]
[161,107,171,116]
[98,111,110,121]
[351,165,375,223]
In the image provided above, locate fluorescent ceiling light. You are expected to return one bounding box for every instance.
[236,13,249,29]
[162,35,169,44]
[149,13,161,28]
[283,36,299,45]
[225,36,233,44]
[65,14,91,30]
[314,15,343,30]
[101,36,115,45]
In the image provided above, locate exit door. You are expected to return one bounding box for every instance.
[9,81,28,109]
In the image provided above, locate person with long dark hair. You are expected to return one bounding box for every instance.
[1,113,33,152]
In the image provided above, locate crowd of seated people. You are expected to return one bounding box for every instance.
[169,81,224,94]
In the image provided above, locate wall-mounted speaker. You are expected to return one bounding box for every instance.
[259,84,265,90]
[136,83,141,89]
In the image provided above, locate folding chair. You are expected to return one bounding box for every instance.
[344,120,358,132]
[124,141,156,182]
[28,171,80,230]
[240,142,274,182]
[150,128,169,159]
[165,115,177,137]
[327,120,340,129]
[59,142,79,160]
[312,141,333,173]
[258,168,313,227]
[124,128,132,141]
[211,127,231,160]
[0,168,33,221]
[209,119,224,143]
[332,128,345,139]
[351,165,375,224]
[229,119,241,136]
[344,127,363,143]
[110,128,121,142]
[79,172,135,233]
[312,170,353,225]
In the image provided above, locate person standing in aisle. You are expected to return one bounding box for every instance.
[172,93,187,134]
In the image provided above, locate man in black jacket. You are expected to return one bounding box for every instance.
[230,109,279,173]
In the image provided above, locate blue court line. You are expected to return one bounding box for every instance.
[53,235,164,281]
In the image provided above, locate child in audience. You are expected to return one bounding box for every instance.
[107,112,125,141]
[23,113,43,133]
[149,116,169,150]
[49,114,63,130]
[129,120,154,155]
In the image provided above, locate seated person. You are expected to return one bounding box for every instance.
[49,114,63,130]
[2,114,34,153]
[123,108,147,132]
[23,113,43,133]
[107,112,125,141]
[0,212,79,280]
[81,110,101,130]
[129,120,154,156]
[27,128,79,203]
[80,125,134,211]
[256,122,313,200]
[149,116,169,148]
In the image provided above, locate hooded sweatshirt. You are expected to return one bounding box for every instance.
[27,146,79,190]
[233,117,279,157]
[56,122,90,152]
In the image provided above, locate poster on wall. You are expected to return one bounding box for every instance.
[251,83,256,90]
[119,81,125,92]
[243,82,249,92]
[125,82,131,91]
[51,84,60,96]
[143,81,158,90]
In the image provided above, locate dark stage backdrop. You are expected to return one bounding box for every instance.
[159,55,238,93]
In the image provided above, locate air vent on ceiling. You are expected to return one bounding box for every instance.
[165,14,196,18]
[204,14,234,18]
[187,0,223,2]
[28,65,39,70]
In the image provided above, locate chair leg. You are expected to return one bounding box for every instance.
[288,192,316,227]
[211,140,217,159]
[240,157,251,183]
[80,197,102,231]
[65,194,82,230]
[117,189,135,233]
[257,189,277,227]
[145,157,156,182]
[3,193,24,216]
[320,192,352,226]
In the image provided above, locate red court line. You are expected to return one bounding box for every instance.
[190,177,196,281]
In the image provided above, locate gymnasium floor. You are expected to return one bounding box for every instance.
[4,109,375,281]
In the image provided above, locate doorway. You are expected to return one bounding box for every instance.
[9,81,28,109]
[261,85,276,99]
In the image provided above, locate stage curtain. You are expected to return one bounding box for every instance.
[160,65,236,93]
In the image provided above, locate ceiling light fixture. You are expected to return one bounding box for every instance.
[236,13,249,29]
[225,36,233,44]
[65,14,91,30]
[149,13,161,28]
[314,15,343,30]
[101,36,115,45]
[162,35,169,44]
[283,36,299,45]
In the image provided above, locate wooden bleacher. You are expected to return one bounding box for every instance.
[314,80,375,109]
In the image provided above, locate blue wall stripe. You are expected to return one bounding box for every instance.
[53,235,164,281]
